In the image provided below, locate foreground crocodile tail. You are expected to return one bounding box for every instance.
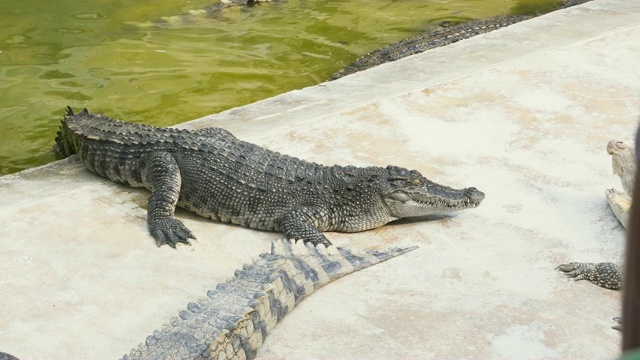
[123,240,418,359]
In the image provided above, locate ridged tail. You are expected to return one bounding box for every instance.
[54,106,87,158]
[123,240,417,360]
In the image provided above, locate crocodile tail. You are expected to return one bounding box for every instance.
[53,106,85,158]
[124,240,417,360]
[270,239,418,288]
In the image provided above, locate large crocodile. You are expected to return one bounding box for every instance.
[555,139,640,332]
[556,140,637,291]
[605,140,637,228]
[123,239,417,359]
[55,107,485,248]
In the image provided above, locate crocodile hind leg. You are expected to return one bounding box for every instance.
[281,207,332,247]
[146,152,196,248]
[556,262,622,290]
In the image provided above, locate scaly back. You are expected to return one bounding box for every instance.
[55,107,203,157]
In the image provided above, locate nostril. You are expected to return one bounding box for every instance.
[466,187,485,202]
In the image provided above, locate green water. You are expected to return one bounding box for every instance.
[0,0,561,175]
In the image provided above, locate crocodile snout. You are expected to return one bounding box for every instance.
[466,187,485,203]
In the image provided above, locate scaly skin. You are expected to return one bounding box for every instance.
[556,262,622,290]
[123,239,418,359]
[55,107,484,248]
[0,352,19,360]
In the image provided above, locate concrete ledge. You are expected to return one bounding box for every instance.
[1,0,639,358]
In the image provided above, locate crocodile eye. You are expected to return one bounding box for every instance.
[412,179,421,185]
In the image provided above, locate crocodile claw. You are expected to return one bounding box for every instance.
[289,234,333,248]
[556,262,622,290]
[612,316,622,331]
[148,217,196,248]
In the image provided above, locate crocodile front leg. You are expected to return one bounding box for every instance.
[281,207,332,247]
[556,262,622,290]
[146,152,195,248]
[556,262,623,331]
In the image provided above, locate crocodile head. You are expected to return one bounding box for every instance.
[381,165,485,218]
[607,140,637,196]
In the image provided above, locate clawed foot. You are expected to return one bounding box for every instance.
[148,217,196,248]
[556,262,622,290]
[612,316,622,331]
[556,262,597,281]
[288,235,332,247]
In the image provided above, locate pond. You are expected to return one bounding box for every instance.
[0,0,562,175]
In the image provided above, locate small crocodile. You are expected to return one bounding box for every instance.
[55,107,485,248]
[556,262,622,290]
[556,140,636,291]
[123,239,417,359]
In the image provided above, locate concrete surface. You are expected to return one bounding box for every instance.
[2,0,640,358]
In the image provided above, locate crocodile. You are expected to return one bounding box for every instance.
[330,15,531,80]
[556,140,637,291]
[0,352,18,360]
[555,139,640,332]
[606,140,637,228]
[140,0,278,27]
[123,239,417,359]
[330,0,593,80]
[55,107,485,248]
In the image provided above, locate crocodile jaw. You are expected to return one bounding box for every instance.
[607,139,637,196]
[606,188,631,229]
[383,186,485,218]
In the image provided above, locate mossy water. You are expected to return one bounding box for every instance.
[0,0,564,175]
